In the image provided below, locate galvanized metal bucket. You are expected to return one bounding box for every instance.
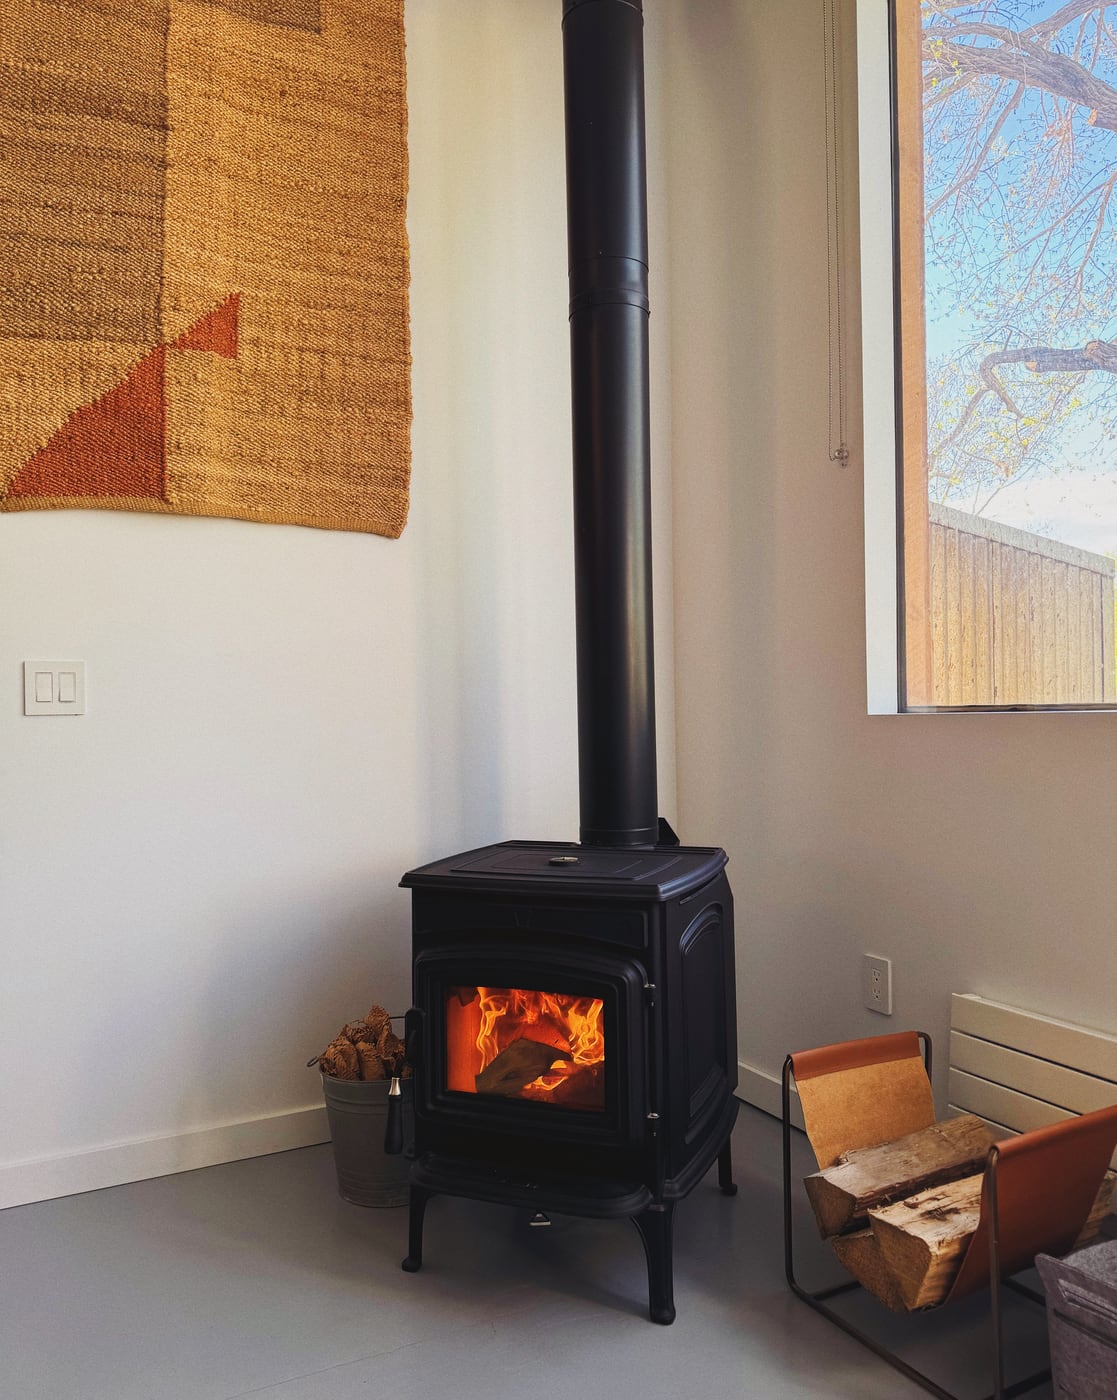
[319,1073,412,1208]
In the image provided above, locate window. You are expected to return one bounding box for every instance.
[861,0,1117,711]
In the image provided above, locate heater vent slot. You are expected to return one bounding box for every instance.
[949,994,1117,1170]
[680,910,728,1129]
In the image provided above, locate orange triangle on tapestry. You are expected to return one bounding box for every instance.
[171,293,240,358]
[9,346,166,499]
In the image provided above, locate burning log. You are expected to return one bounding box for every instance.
[475,1037,572,1096]
[548,1063,604,1110]
[803,1113,1000,1238]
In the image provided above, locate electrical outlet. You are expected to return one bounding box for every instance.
[862,954,892,1015]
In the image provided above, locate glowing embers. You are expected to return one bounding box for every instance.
[446,986,606,1111]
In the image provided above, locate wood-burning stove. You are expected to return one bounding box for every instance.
[399,841,737,1324]
[393,0,738,1324]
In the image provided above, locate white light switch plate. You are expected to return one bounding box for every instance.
[23,660,86,716]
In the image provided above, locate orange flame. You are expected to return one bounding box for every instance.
[447,986,605,1105]
[477,988,603,1069]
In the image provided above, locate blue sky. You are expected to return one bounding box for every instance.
[920,0,1117,556]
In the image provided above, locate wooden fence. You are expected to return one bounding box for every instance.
[928,503,1116,706]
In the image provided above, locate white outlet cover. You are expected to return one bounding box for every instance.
[862,953,893,1015]
[23,660,86,716]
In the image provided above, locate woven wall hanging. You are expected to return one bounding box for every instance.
[0,0,411,537]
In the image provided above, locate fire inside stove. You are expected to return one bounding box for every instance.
[445,985,606,1111]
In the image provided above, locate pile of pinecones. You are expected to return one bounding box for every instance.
[313,1004,409,1082]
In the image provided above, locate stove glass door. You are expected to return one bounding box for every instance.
[445,985,606,1112]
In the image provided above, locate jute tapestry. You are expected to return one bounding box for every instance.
[0,0,411,537]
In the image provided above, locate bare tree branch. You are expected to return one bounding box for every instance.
[974,341,1117,403]
[991,169,1117,263]
[921,4,1117,506]
[925,0,1106,39]
[1072,172,1117,304]
[924,33,1117,130]
[1024,1,1110,43]
[931,384,995,459]
[927,83,1024,218]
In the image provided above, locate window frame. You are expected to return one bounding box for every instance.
[859,0,904,715]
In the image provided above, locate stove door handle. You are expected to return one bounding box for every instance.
[404,1006,424,1070]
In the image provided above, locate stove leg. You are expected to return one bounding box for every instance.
[401,1185,432,1273]
[717,1139,738,1196]
[632,1202,676,1324]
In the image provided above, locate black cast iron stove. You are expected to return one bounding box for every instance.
[396,0,738,1325]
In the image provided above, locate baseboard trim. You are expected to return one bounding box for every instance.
[737,1059,803,1131]
[6,1068,797,1212]
[0,1105,330,1211]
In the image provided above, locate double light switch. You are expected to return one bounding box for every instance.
[23,660,86,716]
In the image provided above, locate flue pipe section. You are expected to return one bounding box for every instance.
[562,0,658,847]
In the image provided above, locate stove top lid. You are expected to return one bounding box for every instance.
[400,841,728,901]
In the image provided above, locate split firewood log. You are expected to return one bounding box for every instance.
[831,1229,907,1313]
[868,1168,1117,1312]
[868,1174,983,1310]
[803,1114,1000,1238]
[475,1038,572,1096]
[1075,1169,1117,1248]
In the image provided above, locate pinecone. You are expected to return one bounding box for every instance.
[355,1042,387,1080]
[375,1021,406,1072]
[318,1037,359,1080]
[341,1021,372,1045]
[364,1005,393,1044]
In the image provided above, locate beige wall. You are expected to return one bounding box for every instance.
[662,0,1117,1111]
[0,0,677,1206]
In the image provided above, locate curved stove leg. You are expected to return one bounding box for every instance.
[632,1201,676,1324]
[401,1185,432,1273]
[718,1139,738,1196]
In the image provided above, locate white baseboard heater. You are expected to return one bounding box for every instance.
[950,994,1117,1171]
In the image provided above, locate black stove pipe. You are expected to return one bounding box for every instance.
[562,0,658,848]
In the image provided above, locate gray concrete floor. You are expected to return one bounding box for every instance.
[0,1105,1057,1400]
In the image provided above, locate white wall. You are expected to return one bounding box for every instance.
[662,0,1117,1112]
[0,0,677,1208]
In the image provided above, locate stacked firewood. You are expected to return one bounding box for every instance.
[313,1004,409,1082]
[804,1115,1116,1312]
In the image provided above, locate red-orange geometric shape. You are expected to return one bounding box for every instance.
[9,346,167,499]
[8,292,242,503]
[170,293,241,359]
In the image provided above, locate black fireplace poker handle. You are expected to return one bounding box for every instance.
[384,1076,404,1155]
